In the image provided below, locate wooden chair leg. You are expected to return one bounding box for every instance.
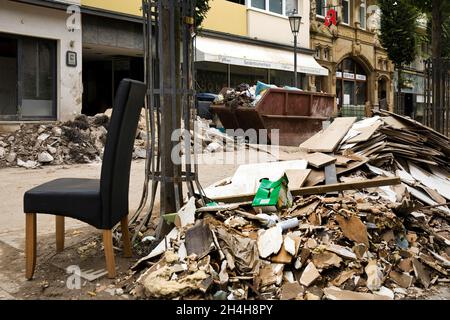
[25,213,37,280]
[55,216,65,253]
[102,230,116,278]
[120,216,132,258]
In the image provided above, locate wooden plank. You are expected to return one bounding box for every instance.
[300,117,357,153]
[347,122,382,144]
[209,177,401,203]
[305,153,336,169]
[293,177,401,197]
[382,116,408,130]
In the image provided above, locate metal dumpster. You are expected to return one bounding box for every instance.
[210,88,336,146]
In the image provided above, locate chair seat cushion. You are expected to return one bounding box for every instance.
[24,178,103,228]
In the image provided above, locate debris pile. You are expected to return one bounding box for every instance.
[213,84,257,109]
[0,114,109,169]
[129,112,449,300]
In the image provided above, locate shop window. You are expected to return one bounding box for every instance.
[230,65,268,88]
[316,0,327,17]
[195,61,228,94]
[359,0,366,29]
[0,34,56,121]
[342,0,350,25]
[269,69,304,88]
[336,57,367,108]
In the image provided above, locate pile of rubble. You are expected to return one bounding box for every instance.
[128,113,449,300]
[0,114,109,169]
[213,84,257,109]
[0,111,232,168]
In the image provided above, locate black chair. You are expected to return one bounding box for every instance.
[23,79,146,279]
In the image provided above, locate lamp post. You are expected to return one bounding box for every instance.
[289,9,302,88]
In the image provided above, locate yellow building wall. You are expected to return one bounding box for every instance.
[82,0,247,36]
[202,0,247,36]
[81,0,141,16]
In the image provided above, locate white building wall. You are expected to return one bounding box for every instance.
[247,0,310,48]
[0,0,82,122]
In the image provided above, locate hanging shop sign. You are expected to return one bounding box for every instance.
[324,9,338,27]
[343,72,355,79]
[356,74,367,81]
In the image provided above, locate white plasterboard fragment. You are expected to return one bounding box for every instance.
[257,226,283,259]
[409,162,450,200]
[175,197,196,228]
[204,160,307,199]
[396,169,416,185]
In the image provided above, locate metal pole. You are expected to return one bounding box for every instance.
[294,34,298,88]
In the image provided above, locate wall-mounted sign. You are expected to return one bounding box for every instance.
[336,71,342,78]
[356,74,367,81]
[66,51,77,67]
[324,9,338,27]
[343,72,355,79]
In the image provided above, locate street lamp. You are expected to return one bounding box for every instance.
[289,9,302,88]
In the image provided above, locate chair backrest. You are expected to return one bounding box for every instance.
[100,79,146,228]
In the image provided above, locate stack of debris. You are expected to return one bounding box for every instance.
[213,84,256,109]
[128,113,449,300]
[0,114,109,169]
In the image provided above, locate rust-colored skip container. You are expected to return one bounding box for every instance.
[211,88,336,146]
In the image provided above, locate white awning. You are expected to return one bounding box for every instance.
[195,36,328,76]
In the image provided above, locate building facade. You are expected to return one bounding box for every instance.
[197,0,328,93]
[309,0,394,113]
[0,0,334,125]
[0,0,82,126]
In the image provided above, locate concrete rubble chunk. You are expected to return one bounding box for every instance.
[300,262,321,287]
[312,251,343,269]
[38,152,54,163]
[365,260,383,291]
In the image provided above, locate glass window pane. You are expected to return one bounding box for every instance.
[269,0,283,14]
[252,0,265,10]
[270,69,294,87]
[356,82,366,105]
[317,0,326,16]
[196,62,228,93]
[360,5,366,28]
[285,0,298,15]
[0,36,18,117]
[343,0,350,24]
[343,81,354,105]
[21,38,56,118]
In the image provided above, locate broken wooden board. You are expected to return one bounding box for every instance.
[300,117,357,153]
[336,215,369,247]
[285,169,311,190]
[305,153,336,169]
[208,177,401,203]
[347,121,382,144]
[293,177,401,197]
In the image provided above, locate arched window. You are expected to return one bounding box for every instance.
[335,58,367,108]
